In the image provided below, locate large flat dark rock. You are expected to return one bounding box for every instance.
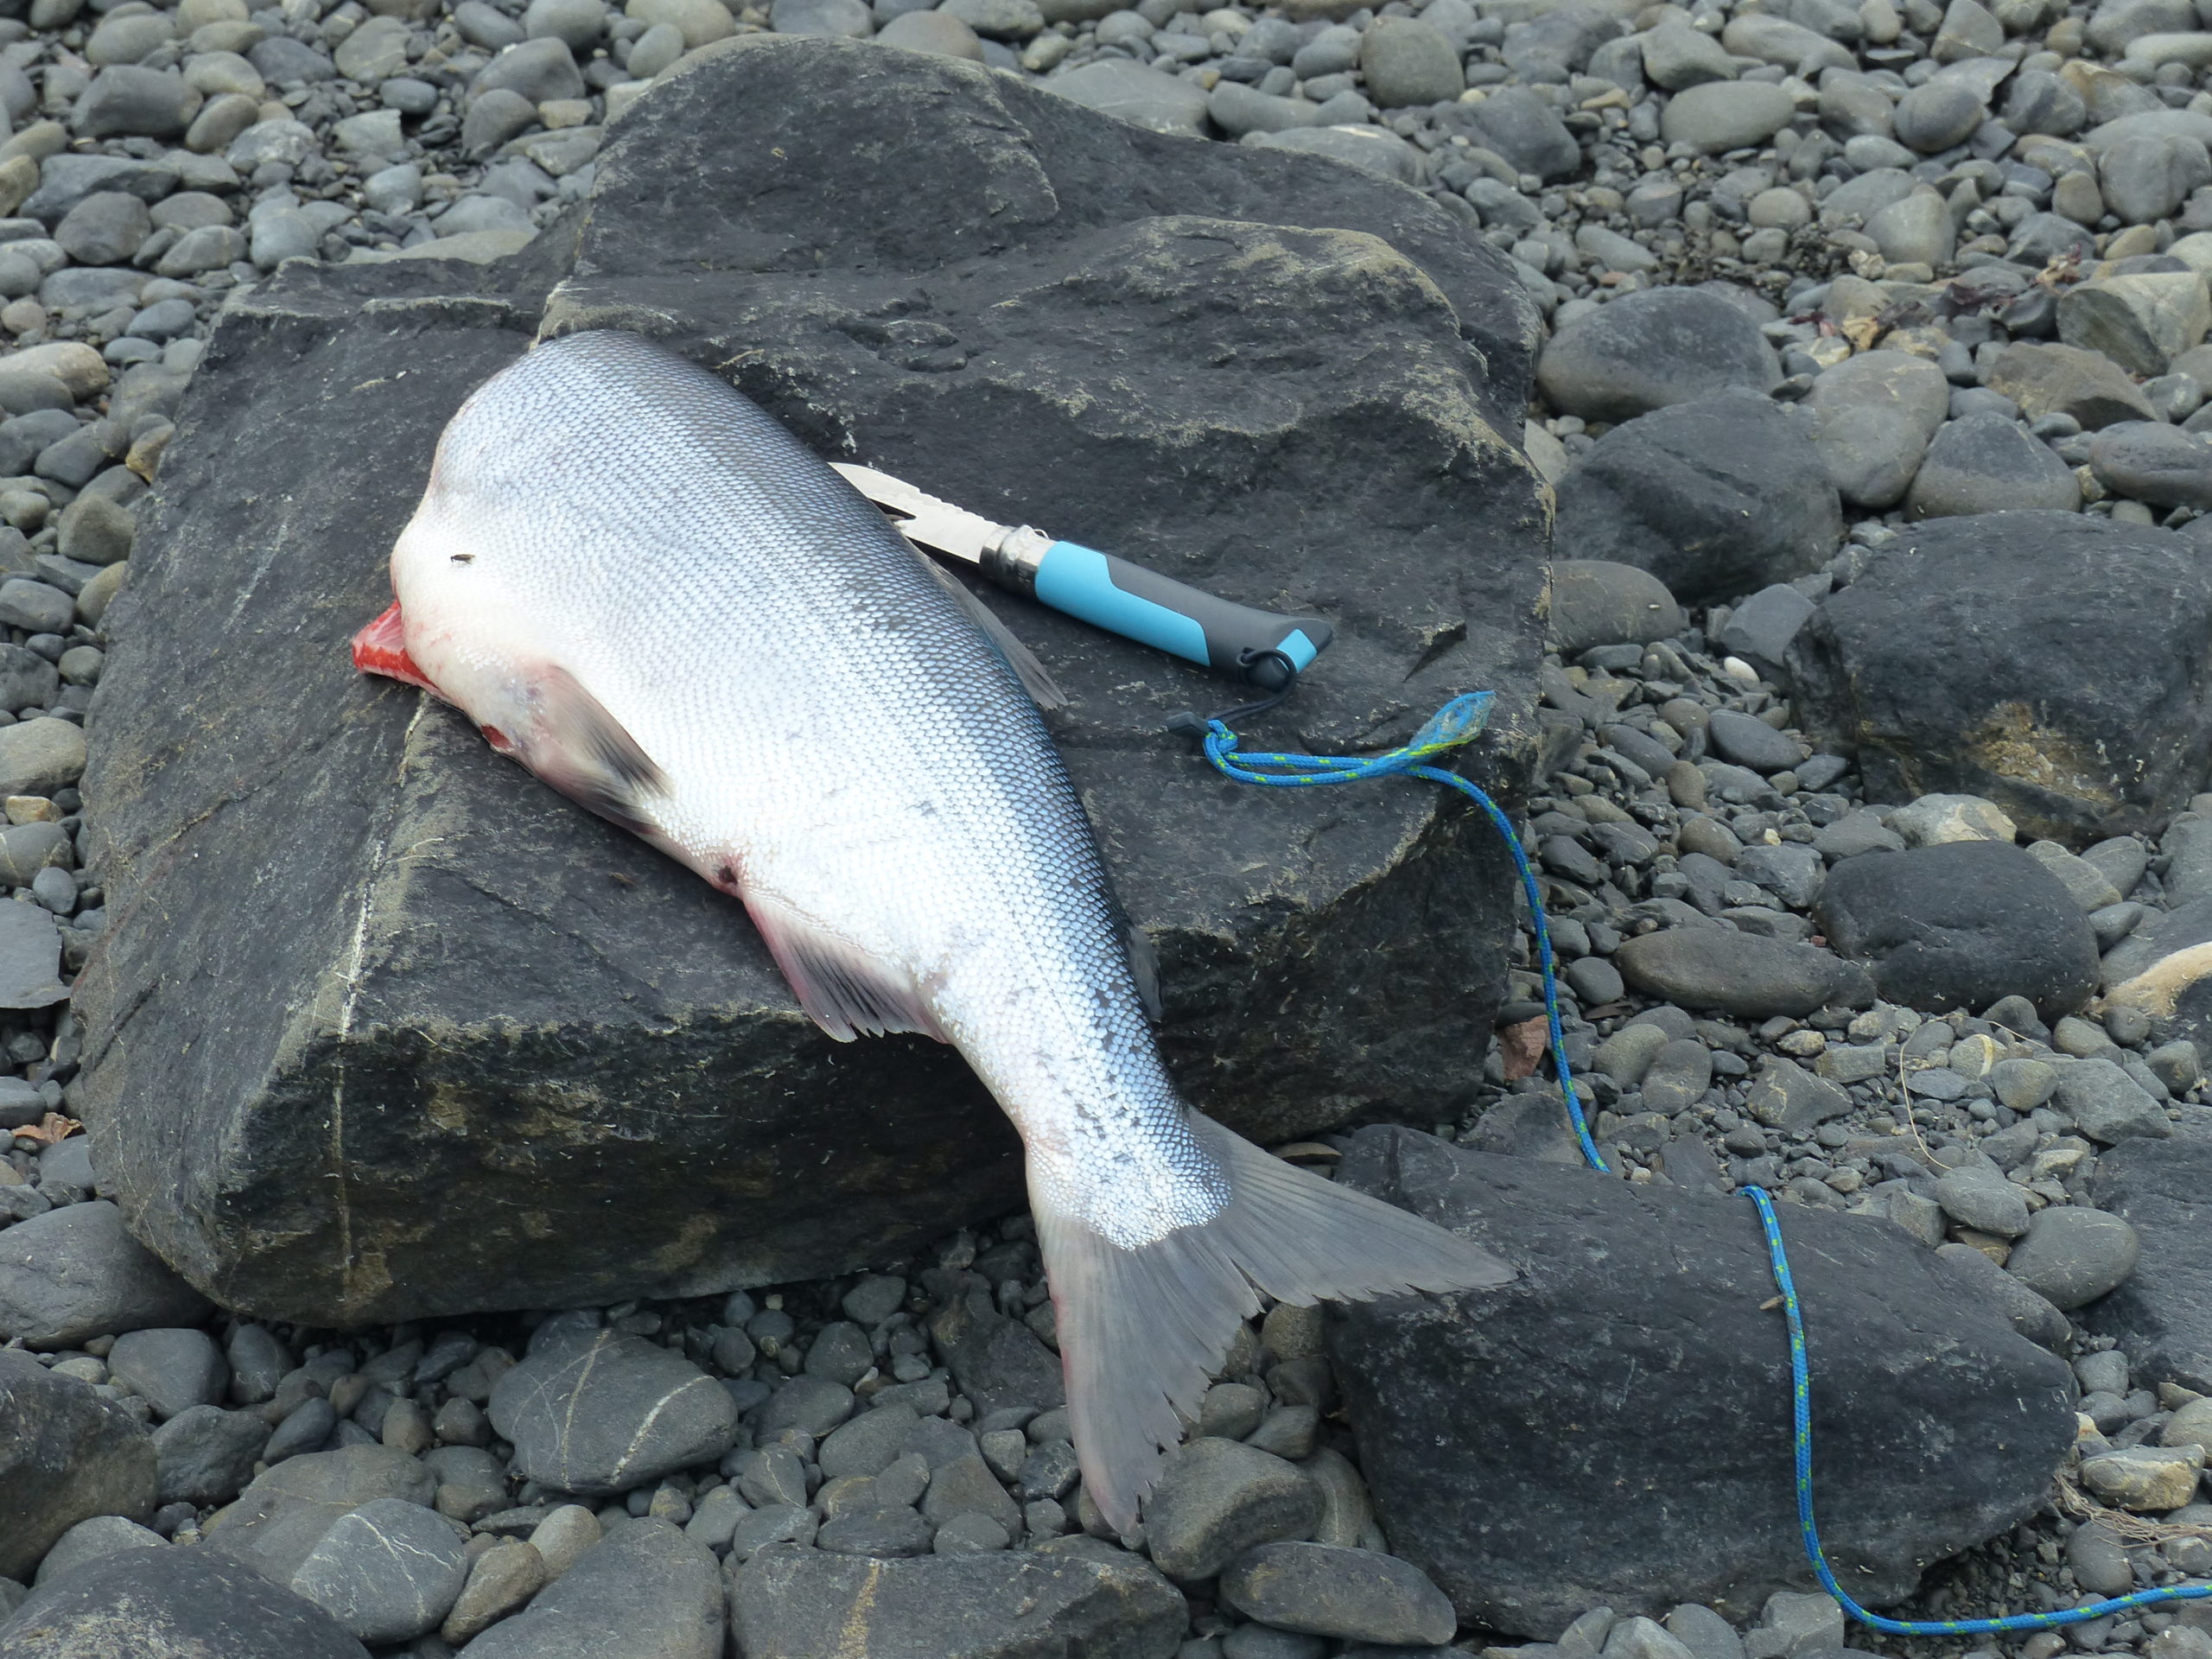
[2084,1105,2212,1392]
[73,39,1550,1324]
[1330,1126,2075,1638]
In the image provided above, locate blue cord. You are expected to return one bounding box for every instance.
[1190,693,2212,1637]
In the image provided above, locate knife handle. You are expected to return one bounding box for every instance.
[1028,541,1332,691]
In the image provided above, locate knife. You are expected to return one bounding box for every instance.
[831,461,1332,693]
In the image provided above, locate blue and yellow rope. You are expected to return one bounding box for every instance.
[1191,693,2212,1637]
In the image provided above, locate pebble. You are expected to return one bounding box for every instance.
[486,1327,739,1496]
[1219,1542,1457,1646]
[2002,1205,2141,1306]
[1613,931,1871,1019]
[1144,1438,1322,1580]
[1535,289,1781,424]
[289,1495,470,1643]
[0,1201,211,1347]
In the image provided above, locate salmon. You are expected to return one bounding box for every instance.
[352,329,1512,1529]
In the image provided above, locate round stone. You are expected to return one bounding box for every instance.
[2001,1205,2140,1308]
[1658,81,1795,152]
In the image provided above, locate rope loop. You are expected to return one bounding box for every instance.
[1190,693,2212,1638]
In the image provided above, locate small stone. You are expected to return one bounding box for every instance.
[1888,793,2016,847]
[0,1348,156,1581]
[2091,422,2212,507]
[1536,289,1781,424]
[487,1327,739,1497]
[1745,1056,1855,1134]
[441,1539,546,1643]
[1986,341,2158,429]
[1803,350,1951,511]
[1894,79,1985,152]
[289,1495,469,1644]
[1931,1167,2031,1237]
[2055,1058,2171,1144]
[1907,414,2082,518]
[1659,81,1796,152]
[32,1512,166,1588]
[2080,1444,2205,1510]
[107,1326,227,1421]
[1613,931,1872,1019]
[1039,60,1208,136]
[528,1503,601,1580]
[151,1404,268,1505]
[1358,18,1463,106]
[458,1518,724,1659]
[874,9,983,55]
[0,1202,211,1348]
[1218,1541,1457,1646]
[1144,1438,1322,1580]
[2002,1205,2139,1307]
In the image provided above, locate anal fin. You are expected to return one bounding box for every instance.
[742,892,946,1044]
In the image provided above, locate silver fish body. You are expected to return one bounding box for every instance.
[355,329,1510,1528]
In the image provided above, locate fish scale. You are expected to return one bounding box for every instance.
[353,327,1511,1529]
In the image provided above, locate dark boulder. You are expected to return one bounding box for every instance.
[2098,895,2212,1051]
[0,1348,157,1581]
[73,39,1551,1324]
[1790,512,2212,844]
[0,1542,371,1659]
[1550,393,1844,604]
[2083,1105,2212,1393]
[1813,842,2101,1018]
[1329,1126,2075,1638]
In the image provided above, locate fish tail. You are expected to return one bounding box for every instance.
[1033,1109,1513,1536]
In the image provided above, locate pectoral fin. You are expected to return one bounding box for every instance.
[528,665,669,837]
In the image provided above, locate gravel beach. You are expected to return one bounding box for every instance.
[0,0,2207,1651]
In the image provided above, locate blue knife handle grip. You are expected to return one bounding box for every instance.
[1030,542,1332,691]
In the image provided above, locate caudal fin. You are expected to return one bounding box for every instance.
[1033,1111,1513,1535]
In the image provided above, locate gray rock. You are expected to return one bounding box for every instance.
[1247,125,1421,183]
[874,9,984,55]
[488,1327,739,1496]
[151,1403,268,1505]
[76,37,1548,1326]
[2091,421,2212,506]
[459,1518,721,1659]
[2083,1110,2212,1389]
[1986,341,2158,429]
[1935,1239,2073,1351]
[0,580,75,636]
[1643,22,1737,89]
[54,191,152,266]
[1359,17,1462,105]
[32,1513,164,1588]
[1455,86,1581,181]
[474,35,586,102]
[1613,931,1872,1018]
[1548,561,1683,655]
[288,1497,468,1644]
[1541,292,1783,426]
[1717,584,1817,679]
[818,1402,923,1479]
[1551,393,1840,604]
[1745,1056,1853,1133]
[1893,79,1984,152]
[2055,1057,2171,1144]
[1803,350,1950,510]
[1905,414,2081,518]
[1145,1438,1322,1580]
[0,1202,211,1349]
[2003,1205,2139,1307]
[1931,1166,2031,1236]
[107,1325,226,1421]
[2100,132,2211,224]
[1707,709,1800,774]
[1220,1541,1457,1646]
[0,1546,372,1659]
[733,1541,1182,1656]
[1207,82,1329,136]
[1815,842,2097,1019]
[207,1446,439,1584]
[1660,80,1795,151]
[1332,1128,2075,1636]
[2063,272,2210,377]
[73,66,196,139]
[1866,188,1955,267]
[0,1348,156,1581]
[525,0,607,48]
[1040,60,1208,134]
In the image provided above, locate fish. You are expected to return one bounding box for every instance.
[351,328,1514,1530]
